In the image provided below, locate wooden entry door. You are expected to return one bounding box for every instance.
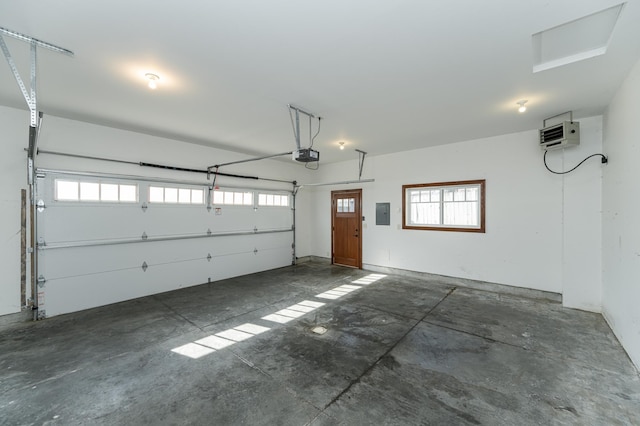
[331,189,362,268]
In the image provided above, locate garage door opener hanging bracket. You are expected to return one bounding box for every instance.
[0,27,73,130]
[1,27,73,319]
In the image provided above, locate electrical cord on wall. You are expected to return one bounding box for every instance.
[543,150,608,175]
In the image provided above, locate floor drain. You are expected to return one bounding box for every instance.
[311,326,327,335]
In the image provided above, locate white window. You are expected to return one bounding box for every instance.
[149,186,164,203]
[79,182,99,201]
[148,186,205,205]
[101,184,119,202]
[403,180,485,232]
[258,193,289,207]
[336,198,355,213]
[56,180,79,201]
[212,189,254,206]
[119,185,137,202]
[55,179,139,203]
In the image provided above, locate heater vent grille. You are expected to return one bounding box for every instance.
[539,121,580,150]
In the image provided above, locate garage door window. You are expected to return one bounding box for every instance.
[149,186,204,204]
[258,193,289,207]
[212,190,253,206]
[55,179,138,203]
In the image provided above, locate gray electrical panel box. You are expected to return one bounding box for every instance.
[376,203,390,226]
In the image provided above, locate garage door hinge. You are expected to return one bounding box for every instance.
[207,205,212,212]
[207,253,212,262]
[254,226,258,233]
[141,261,148,272]
[141,232,148,240]
[36,199,45,212]
[37,237,45,247]
[253,248,258,255]
[207,228,212,236]
[37,275,46,287]
[141,202,148,212]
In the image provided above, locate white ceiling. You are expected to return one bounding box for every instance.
[1,0,639,164]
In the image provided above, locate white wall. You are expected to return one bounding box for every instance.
[0,106,312,316]
[561,117,603,311]
[0,106,28,316]
[308,117,603,309]
[603,58,640,369]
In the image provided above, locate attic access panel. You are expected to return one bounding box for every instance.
[532,3,624,73]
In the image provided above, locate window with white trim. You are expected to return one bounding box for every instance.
[212,190,253,206]
[258,193,289,207]
[55,179,138,203]
[403,180,485,232]
[148,186,204,204]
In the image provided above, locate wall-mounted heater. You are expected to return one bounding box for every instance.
[539,120,580,151]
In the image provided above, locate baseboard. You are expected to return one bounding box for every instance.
[361,262,562,303]
[297,255,331,264]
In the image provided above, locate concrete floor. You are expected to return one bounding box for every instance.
[1,262,638,425]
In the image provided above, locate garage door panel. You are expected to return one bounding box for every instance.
[141,205,218,235]
[40,205,219,244]
[253,207,293,230]
[209,207,261,232]
[39,205,145,243]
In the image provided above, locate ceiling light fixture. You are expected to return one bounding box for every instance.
[339,141,345,150]
[145,73,159,90]
[517,100,528,113]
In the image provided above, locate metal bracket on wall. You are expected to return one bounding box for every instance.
[141,261,148,272]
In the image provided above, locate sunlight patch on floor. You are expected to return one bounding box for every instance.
[171,274,386,359]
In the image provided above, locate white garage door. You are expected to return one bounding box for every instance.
[35,169,294,318]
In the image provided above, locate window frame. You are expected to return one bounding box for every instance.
[211,189,254,206]
[148,185,205,205]
[257,192,290,207]
[402,179,485,233]
[54,179,139,204]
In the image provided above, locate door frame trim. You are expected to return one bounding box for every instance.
[331,188,363,269]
